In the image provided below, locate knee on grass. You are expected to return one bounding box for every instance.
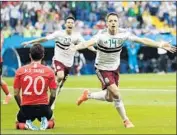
[16,119,55,130]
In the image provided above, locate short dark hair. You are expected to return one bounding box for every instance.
[30,44,44,61]
[106,12,119,21]
[65,16,75,22]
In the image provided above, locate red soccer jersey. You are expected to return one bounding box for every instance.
[13,62,57,106]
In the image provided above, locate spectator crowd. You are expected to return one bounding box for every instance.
[1,1,176,74]
[1,1,176,39]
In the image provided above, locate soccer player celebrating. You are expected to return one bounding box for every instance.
[69,12,176,128]
[0,31,12,104]
[21,16,96,109]
[14,44,57,130]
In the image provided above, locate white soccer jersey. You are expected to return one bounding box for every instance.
[93,28,139,71]
[46,30,84,67]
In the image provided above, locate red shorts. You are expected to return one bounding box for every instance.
[95,68,119,90]
[52,60,70,78]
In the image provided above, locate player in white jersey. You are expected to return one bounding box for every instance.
[21,16,96,109]
[69,12,176,128]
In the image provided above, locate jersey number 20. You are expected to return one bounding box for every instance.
[23,75,45,95]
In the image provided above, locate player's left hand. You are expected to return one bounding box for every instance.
[161,41,176,53]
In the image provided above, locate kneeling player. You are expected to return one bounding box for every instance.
[13,44,57,130]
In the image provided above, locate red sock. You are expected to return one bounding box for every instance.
[1,82,9,95]
[16,122,26,130]
[48,119,55,129]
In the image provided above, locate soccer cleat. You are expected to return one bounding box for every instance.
[77,90,89,106]
[3,94,12,104]
[25,120,39,130]
[124,119,135,128]
[40,117,48,130]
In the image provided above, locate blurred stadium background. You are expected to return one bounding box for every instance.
[1,1,176,76]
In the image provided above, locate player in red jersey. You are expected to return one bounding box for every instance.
[14,44,57,130]
[0,31,12,104]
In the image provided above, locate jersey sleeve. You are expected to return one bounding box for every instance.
[13,68,22,90]
[76,34,85,44]
[48,71,57,90]
[46,31,61,40]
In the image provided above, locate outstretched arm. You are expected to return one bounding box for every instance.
[88,46,97,53]
[21,37,48,47]
[21,31,59,47]
[133,37,176,53]
[70,39,96,51]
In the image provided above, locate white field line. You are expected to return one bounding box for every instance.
[60,88,176,92]
[7,86,176,92]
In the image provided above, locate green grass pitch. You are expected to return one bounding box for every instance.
[1,73,176,134]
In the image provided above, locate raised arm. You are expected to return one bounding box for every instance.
[132,36,176,53]
[71,39,96,51]
[21,37,47,47]
[21,31,59,47]
[76,33,97,52]
[88,46,97,53]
